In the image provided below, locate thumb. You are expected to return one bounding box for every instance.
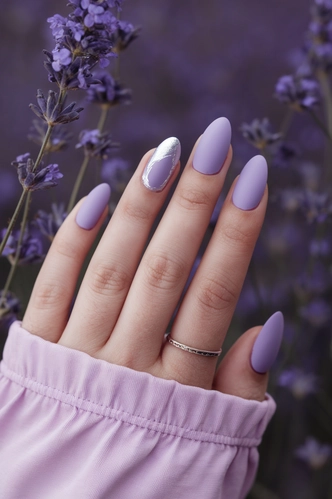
[213,311,284,402]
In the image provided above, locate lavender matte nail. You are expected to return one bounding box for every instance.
[193,117,231,175]
[232,155,268,211]
[142,137,181,191]
[251,311,284,374]
[76,183,111,230]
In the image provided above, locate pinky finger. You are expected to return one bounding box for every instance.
[213,312,284,402]
[22,183,111,343]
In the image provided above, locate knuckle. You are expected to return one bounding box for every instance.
[33,281,67,310]
[53,233,78,259]
[144,253,185,291]
[196,274,238,312]
[121,199,154,224]
[222,223,255,249]
[89,262,130,296]
[177,186,211,212]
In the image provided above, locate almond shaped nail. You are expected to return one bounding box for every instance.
[232,155,268,211]
[250,311,284,374]
[142,137,181,192]
[193,117,232,175]
[76,183,111,230]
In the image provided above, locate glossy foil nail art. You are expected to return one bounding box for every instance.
[142,137,181,192]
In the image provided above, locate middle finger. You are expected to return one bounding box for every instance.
[104,117,232,368]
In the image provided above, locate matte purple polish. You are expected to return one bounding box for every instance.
[232,155,268,211]
[192,117,232,175]
[250,311,284,374]
[76,183,111,230]
[142,137,181,191]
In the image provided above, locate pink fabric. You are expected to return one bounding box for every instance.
[0,321,276,498]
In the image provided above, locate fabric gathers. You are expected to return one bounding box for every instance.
[0,321,276,499]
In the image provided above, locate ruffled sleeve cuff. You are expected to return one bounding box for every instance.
[0,321,276,499]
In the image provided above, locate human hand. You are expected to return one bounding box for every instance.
[22,117,283,402]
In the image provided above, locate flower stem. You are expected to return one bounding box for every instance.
[0,191,32,309]
[97,105,109,131]
[280,108,294,136]
[67,155,90,213]
[67,105,110,213]
[0,90,65,257]
[0,190,27,256]
[309,109,332,141]
[32,124,53,173]
[317,70,332,184]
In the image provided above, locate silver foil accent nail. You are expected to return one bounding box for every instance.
[142,137,181,191]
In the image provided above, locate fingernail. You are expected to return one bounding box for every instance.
[142,137,181,191]
[193,117,232,175]
[232,155,268,211]
[76,183,111,230]
[251,311,284,374]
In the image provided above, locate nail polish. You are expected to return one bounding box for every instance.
[232,155,268,211]
[142,137,181,191]
[76,183,111,230]
[193,117,231,175]
[250,311,284,374]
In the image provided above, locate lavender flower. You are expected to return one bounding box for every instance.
[44,50,101,90]
[86,71,132,106]
[33,204,67,242]
[277,187,304,212]
[45,1,124,90]
[12,153,63,191]
[278,368,320,399]
[28,120,73,152]
[309,237,331,255]
[309,43,332,72]
[295,437,332,469]
[0,291,21,328]
[298,189,332,223]
[272,142,297,168]
[311,0,332,24]
[240,118,282,150]
[0,226,44,265]
[299,297,331,327]
[30,90,84,126]
[101,157,131,191]
[76,129,119,159]
[113,21,141,52]
[275,75,320,111]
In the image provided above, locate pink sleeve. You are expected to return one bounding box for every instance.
[0,321,276,499]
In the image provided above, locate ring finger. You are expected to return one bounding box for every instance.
[163,155,268,388]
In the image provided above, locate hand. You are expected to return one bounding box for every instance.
[22,117,283,402]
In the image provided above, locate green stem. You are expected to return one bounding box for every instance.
[97,105,110,132]
[0,190,27,256]
[309,109,332,141]
[0,90,65,257]
[280,108,294,136]
[67,155,90,213]
[318,71,332,134]
[317,70,332,184]
[32,125,53,173]
[67,105,110,214]
[0,191,32,309]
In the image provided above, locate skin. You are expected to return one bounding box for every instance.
[22,137,269,403]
